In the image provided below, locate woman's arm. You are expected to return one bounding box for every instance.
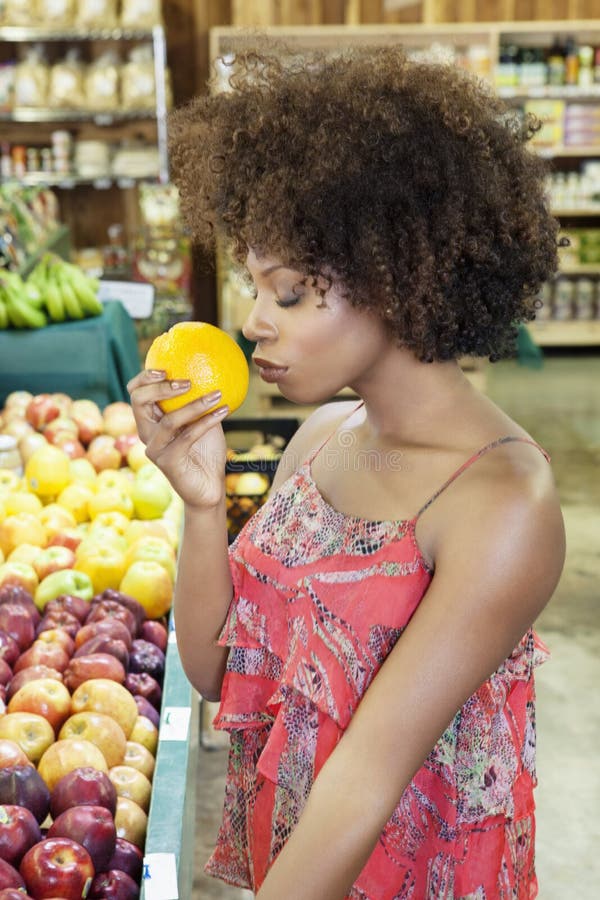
[256,468,565,900]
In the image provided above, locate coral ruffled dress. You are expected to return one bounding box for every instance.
[205,415,550,899]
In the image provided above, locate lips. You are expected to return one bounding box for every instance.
[252,357,286,370]
[252,357,289,383]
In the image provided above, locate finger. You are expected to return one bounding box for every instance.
[129,378,192,415]
[152,405,230,463]
[153,390,223,434]
[126,369,166,395]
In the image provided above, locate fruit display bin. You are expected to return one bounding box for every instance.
[141,613,198,900]
[223,417,300,540]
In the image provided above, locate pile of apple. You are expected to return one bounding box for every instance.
[0,390,184,898]
[0,584,166,899]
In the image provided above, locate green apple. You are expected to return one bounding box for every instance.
[131,465,172,520]
[34,569,94,612]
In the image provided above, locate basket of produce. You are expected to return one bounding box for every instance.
[223,417,300,539]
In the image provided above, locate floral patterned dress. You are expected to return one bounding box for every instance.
[205,412,550,899]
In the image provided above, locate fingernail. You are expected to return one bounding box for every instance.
[171,380,190,391]
[147,369,165,378]
[206,390,222,403]
[212,405,229,417]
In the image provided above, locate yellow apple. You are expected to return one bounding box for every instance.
[77,525,127,558]
[7,542,43,566]
[119,560,173,619]
[68,457,97,488]
[38,503,77,538]
[0,512,47,557]
[88,488,134,520]
[70,679,139,739]
[56,483,95,524]
[1,491,43,516]
[25,445,71,500]
[102,402,137,438]
[74,544,128,594]
[126,439,148,472]
[124,536,176,581]
[128,716,158,756]
[0,711,55,763]
[37,738,108,792]
[131,468,172,520]
[18,432,48,465]
[108,764,152,812]
[123,741,155,781]
[0,560,39,594]
[59,712,127,768]
[114,796,147,850]
[0,468,21,494]
[90,510,130,537]
[123,519,172,547]
[96,470,133,496]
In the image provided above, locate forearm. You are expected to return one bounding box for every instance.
[173,501,233,700]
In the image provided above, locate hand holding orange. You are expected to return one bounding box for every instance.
[144,322,249,416]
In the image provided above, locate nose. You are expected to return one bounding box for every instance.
[241,297,278,344]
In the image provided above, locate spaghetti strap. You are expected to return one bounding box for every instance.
[307,400,365,465]
[415,435,551,520]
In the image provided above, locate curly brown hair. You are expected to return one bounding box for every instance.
[169,43,559,362]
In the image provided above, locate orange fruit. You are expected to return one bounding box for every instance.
[144,321,249,415]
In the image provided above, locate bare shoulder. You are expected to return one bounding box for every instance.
[431,439,565,620]
[270,401,360,492]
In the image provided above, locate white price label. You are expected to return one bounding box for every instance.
[160,706,191,741]
[143,853,178,900]
[97,280,155,319]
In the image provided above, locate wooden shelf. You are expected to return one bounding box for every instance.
[527,320,600,346]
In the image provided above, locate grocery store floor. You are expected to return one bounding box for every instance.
[192,352,600,900]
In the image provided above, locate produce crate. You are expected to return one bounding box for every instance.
[141,615,199,900]
[223,416,300,540]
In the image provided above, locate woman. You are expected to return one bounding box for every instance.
[128,44,565,899]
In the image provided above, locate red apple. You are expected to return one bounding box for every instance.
[0,634,19,668]
[6,665,63,703]
[140,619,168,653]
[35,628,75,657]
[0,804,41,867]
[50,393,73,417]
[124,672,161,710]
[102,402,137,439]
[0,565,39,601]
[75,619,133,651]
[25,394,60,430]
[63,654,126,692]
[75,635,129,670]
[0,740,30,769]
[47,528,83,553]
[129,639,165,684]
[44,595,90,624]
[0,603,35,651]
[0,889,32,899]
[97,589,145,635]
[36,609,81,640]
[0,586,40,627]
[86,435,121,472]
[7,679,72,734]
[85,599,136,636]
[70,399,103,446]
[0,661,11,688]
[0,765,50,823]
[48,804,116,873]
[105,837,143,882]
[19,836,94,900]
[33,546,77,583]
[13,642,70,675]
[89,869,139,899]
[0,858,26,891]
[49,766,117,819]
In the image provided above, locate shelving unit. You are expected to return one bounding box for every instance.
[211,21,600,354]
[0,22,170,248]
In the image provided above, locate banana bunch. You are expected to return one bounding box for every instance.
[29,254,104,324]
[0,255,104,330]
[0,270,47,329]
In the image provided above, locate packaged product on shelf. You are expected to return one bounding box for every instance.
[48,51,86,110]
[37,0,75,29]
[14,47,50,109]
[0,63,15,112]
[76,0,118,29]
[553,277,574,320]
[111,143,159,178]
[85,52,120,111]
[2,0,35,26]
[121,46,156,110]
[51,130,73,175]
[536,282,553,321]
[120,0,162,29]
[525,100,565,148]
[573,278,596,320]
[74,140,111,179]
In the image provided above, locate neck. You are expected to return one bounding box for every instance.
[348,346,479,448]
